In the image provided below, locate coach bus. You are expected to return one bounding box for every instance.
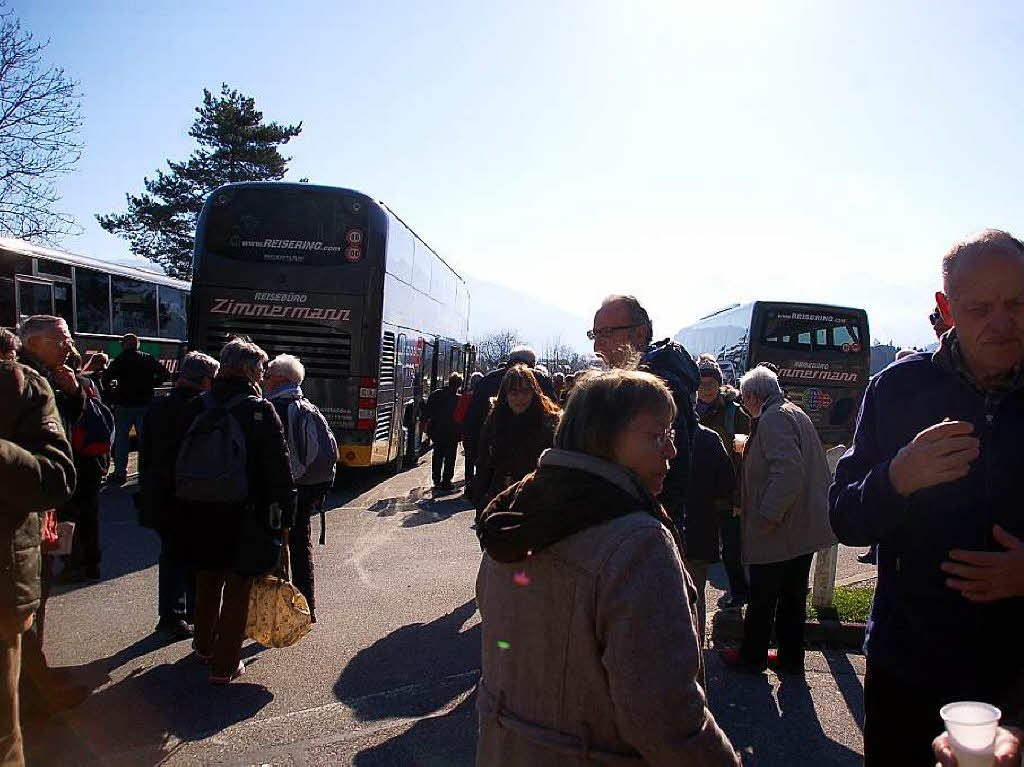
[0,238,189,370]
[675,301,870,447]
[190,182,472,469]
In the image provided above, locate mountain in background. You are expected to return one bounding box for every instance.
[465,276,591,353]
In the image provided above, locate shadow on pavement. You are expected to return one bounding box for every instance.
[334,599,480,721]
[353,690,478,766]
[707,652,862,765]
[25,652,273,766]
[824,651,866,732]
[401,494,473,528]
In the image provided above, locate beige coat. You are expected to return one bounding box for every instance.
[741,393,836,565]
[476,510,739,766]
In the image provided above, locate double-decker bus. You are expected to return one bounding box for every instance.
[0,238,189,370]
[190,182,472,469]
[676,301,870,447]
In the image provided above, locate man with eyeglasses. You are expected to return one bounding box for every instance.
[590,295,700,550]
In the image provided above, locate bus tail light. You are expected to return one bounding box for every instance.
[357,377,378,430]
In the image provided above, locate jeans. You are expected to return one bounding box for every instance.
[158,532,195,622]
[431,440,458,486]
[718,511,748,598]
[683,558,710,646]
[194,570,253,678]
[113,405,147,478]
[740,553,813,668]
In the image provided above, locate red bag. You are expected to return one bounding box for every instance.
[453,392,472,426]
[41,510,59,553]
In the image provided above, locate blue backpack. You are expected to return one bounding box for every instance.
[71,378,114,457]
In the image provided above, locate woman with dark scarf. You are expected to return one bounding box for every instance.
[472,364,559,518]
[475,369,739,766]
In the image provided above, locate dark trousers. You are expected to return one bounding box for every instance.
[194,570,253,678]
[431,440,458,486]
[289,486,320,616]
[864,662,945,766]
[0,633,22,767]
[158,534,195,622]
[67,467,102,569]
[463,441,476,488]
[740,553,813,668]
[718,512,748,598]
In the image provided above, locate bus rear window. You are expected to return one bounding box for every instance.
[760,310,864,352]
[203,188,368,266]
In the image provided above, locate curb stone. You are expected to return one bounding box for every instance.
[711,607,866,648]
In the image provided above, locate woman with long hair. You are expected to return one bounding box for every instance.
[472,364,559,516]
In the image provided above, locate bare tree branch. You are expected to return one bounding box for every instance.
[0,4,82,242]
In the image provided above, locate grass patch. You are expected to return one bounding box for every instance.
[806,585,874,623]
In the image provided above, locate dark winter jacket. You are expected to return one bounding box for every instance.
[473,407,557,514]
[425,386,460,444]
[139,385,200,531]
[103,348,169,407]
[640,339,700,517]
[0,362,76,633]
[175,376,296,572]
[475,448,738,766]
[697,387,749,509]
[681,425,734,562]
[463,363,555,451]
[829,330,1024,707]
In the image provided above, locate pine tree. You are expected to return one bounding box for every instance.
[97,84,301,279]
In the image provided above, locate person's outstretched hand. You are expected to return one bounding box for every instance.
[932,726,1023,765]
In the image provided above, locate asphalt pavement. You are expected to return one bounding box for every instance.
[24,450,870,766]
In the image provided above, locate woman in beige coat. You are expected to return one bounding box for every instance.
[720,365,836,674]
[475,369,739,766]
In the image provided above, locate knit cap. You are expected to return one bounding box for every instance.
[698,358,723,385]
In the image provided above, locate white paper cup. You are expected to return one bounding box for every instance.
[733,434,748,455]
[940,701,1001,767]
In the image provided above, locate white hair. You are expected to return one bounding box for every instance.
[18,315,68,345]
[267,353,305,383]
[508,345,537,366]
[739,365,782,401]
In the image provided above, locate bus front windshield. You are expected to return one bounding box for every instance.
[759,309,864,353]
[202,187,369,267]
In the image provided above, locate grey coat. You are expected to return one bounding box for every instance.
[741,392,836,565]
[475,451,739,767]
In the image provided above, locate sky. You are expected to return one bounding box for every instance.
[20,0,1024,349]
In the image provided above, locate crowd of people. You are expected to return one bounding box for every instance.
[2,228,1024,765]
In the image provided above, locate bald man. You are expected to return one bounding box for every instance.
[830,229,1024,765]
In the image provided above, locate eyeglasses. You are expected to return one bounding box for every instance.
[640,428,675,450]
[587,324,638,340]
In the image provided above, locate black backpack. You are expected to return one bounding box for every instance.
[175,392,253,503]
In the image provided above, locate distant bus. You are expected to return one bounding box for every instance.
[676,301,870,447]
[190,182,472,469]
[0,238,189,370]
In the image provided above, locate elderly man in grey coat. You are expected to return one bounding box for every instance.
[720,365,836,674]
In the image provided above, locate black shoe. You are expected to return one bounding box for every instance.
[58,566,88,584]
[155,617,195,640]
[722,595,748,610]
[857,549,877,565]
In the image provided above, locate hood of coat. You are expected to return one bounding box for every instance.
[477,448,680,563]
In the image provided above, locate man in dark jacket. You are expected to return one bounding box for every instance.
[175,338,296,683]
[681,423,735,645]
[425,372,464,492]
[139,351,219,640]
[592,294,700,523]
[696,356,751,608]
[462,346,553,495]
[830,229,1024,765]
[20,317,107,583]
[0,359,76,764]
[103,333,170,485]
